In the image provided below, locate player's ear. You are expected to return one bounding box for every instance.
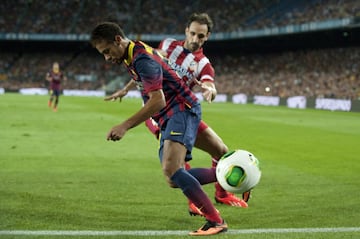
[206,31,211,40]
[114,35,122,45]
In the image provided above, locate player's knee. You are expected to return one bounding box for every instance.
[162,165,180,188]
[162,166,171,177]
[165,177,178,188]
[162,167,175,185]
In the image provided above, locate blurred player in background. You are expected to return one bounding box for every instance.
[91,22,228,236]
[45,62,67,112]
[106,13,250,214]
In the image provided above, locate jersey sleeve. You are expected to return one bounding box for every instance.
[158,38,176,51]
[158,39,165,50]
[134,54,163,94]
[198,60,215,84]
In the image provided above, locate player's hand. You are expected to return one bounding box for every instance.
[192,78,216,103]
[106,124,127,141]
[201,85,216,103]
[104,89,128,102]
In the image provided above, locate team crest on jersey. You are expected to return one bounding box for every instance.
[189,61,198,72]
[168,60,195,85]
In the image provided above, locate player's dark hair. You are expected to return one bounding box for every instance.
[187,13,213,33]
[90,22,126,47]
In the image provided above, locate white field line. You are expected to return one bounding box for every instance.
[0,227,360,236]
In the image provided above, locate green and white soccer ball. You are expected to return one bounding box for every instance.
[216,149,261,193]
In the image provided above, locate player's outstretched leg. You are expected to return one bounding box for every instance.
[211,159,248,208]
[184,162,206,216]
[194,126,249,207]
[48,96,53,108]
[53,96,59,112]
[214,181,248,208]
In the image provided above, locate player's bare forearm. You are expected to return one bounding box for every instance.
[122,90,165,129]
[107,90,165,141]
[104,89,128,102]
[45,74,52,82]
[123,79,137,91]
[104,79,136,102]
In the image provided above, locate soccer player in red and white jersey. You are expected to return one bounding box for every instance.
[106,13,250,214]
[157,13,250,211]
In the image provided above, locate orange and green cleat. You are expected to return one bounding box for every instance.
[189,220,228,236]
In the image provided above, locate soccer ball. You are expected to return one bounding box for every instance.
[216,149,261,193]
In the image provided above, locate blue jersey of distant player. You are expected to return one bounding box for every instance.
[47,71,64,96]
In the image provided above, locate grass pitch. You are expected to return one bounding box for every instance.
[0,93,359,239]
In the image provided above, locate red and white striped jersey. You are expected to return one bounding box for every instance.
[158,38,215,89]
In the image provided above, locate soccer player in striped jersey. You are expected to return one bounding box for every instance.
[91,22,228,236]
[157,13,250,210]
[45,62,67,112]
[106,13,250,212]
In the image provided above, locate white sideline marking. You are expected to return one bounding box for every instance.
[0,228,359,236]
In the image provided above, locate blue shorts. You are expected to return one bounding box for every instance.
[50,89,60,97]
[158,104,201,162]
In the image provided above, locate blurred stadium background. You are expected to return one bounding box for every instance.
[0,0,359,111]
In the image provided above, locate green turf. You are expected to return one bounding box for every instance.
[0,93,359,239]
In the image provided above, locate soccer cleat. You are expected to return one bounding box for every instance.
[189,220,228,236]
[188,202,204,217]
[48,101,52,108]
[242,190,251,202]
[215,192,248,208]
[53,107,58,112]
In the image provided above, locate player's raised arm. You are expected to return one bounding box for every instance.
[45,72,52,81]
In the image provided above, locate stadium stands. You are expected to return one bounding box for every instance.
[211,47,360,100]
[0,0,359,100]
[1,0,359,34]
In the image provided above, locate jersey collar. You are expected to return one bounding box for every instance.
[124,41,136,66]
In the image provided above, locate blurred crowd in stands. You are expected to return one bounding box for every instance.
[0,0,359,100]
[1,46,359,100]
[1,0,359,34]
[212,47,359,100]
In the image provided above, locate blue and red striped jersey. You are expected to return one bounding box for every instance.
[123,41,200,127]
[47,71,64,90]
